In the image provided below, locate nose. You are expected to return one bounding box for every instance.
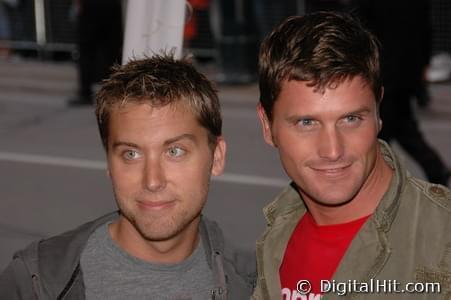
[317,126,344,161]
[143,157,167,192]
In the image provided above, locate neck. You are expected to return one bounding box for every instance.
[305,149,393,225]
[109,216,200,264]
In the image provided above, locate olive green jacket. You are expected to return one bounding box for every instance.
[252,141,451,299]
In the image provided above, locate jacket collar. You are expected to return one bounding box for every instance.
[37,211,119,298]
[371,140,405,233]
[35,212,226,298]
[262,182,306,226]
[332,141,407,287]
[199,216,228,297]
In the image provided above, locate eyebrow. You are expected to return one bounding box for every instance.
[284,106,373,123]
[163,133,197,146]
[111,141,139,149]
[340,107,372,118]
[111,134,197,149]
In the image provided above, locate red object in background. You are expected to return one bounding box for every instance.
[184,0,209,42]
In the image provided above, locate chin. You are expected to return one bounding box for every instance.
[137,212,200,242]
[312,194,354,207]
[302,183,359,207]
[137,220,182,242]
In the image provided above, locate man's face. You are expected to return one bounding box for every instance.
[107,102,225,242]
[258,76,381,206]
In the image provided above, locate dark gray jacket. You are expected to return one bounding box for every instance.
[0,212,255,299]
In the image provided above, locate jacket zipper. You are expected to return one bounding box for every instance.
[57,263,81,299]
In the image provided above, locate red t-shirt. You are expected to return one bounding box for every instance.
[280,212,370,299]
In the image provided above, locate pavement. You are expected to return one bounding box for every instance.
[0,58,450,272]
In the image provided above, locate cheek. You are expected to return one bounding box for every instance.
[168,166,211,207]
[167,158,212,186]
[109,163,141,193]
[364,140,379,165]
[276,129,310,162]
[110,173,134,197]
[277,140,311,179]
[348,131,379,168]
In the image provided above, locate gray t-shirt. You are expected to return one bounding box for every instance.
[80,222,215,300]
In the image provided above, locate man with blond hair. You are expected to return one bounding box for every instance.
[0,54,255,299]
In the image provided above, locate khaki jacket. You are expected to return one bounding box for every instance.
[252,141,451,299]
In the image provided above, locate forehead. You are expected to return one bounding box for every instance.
[107,102,207,141]
[274,76,377,117]
[110,101,187,119]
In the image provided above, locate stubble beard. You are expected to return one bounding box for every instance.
[128,207,202,242]
[115,191,207,242]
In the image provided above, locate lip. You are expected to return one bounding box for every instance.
[311,164,352,176]
[137,200,176,210]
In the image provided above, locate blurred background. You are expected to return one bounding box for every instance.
[1,0,450,271]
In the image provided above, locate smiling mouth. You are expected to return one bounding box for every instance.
[312,164,351,175]
[137,200,176,210]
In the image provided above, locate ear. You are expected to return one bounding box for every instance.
[257,103,276,147]
[211,137,226,176]
[377,87,384,132]
[105,151,112,178]
[378,118,383,133]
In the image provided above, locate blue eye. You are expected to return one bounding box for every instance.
[297,119,315,127]
[345,115,362,123]
[346,115,357,122]
[123,150,141,160]
[167,146,185,158]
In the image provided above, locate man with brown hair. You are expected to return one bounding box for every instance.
[253,12,450,299]
[0,54,255,299]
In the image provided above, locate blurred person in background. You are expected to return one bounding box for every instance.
[353,0,450,186]
[0,0,18,59]
[68,0,123,106]
[253,12,451,299]
[0,55,255,299]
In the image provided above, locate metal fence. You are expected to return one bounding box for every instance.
[1,0,76,53]
[1,0,450,58]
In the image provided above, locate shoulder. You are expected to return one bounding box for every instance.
[0,212,118,298]
[200,216,256,291]
[222,239,257,297]
[397,177,451,243]
[7,212,118,279]
[200,216,255,261]
[0,253,35,299]
[32,211,118,261]
[396,179,451,286]
[407,177,451,212]
[200,216,252,263]
[263,183,304,224]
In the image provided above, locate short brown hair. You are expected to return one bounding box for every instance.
[95,54,222,150]
[259,11,382,120]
